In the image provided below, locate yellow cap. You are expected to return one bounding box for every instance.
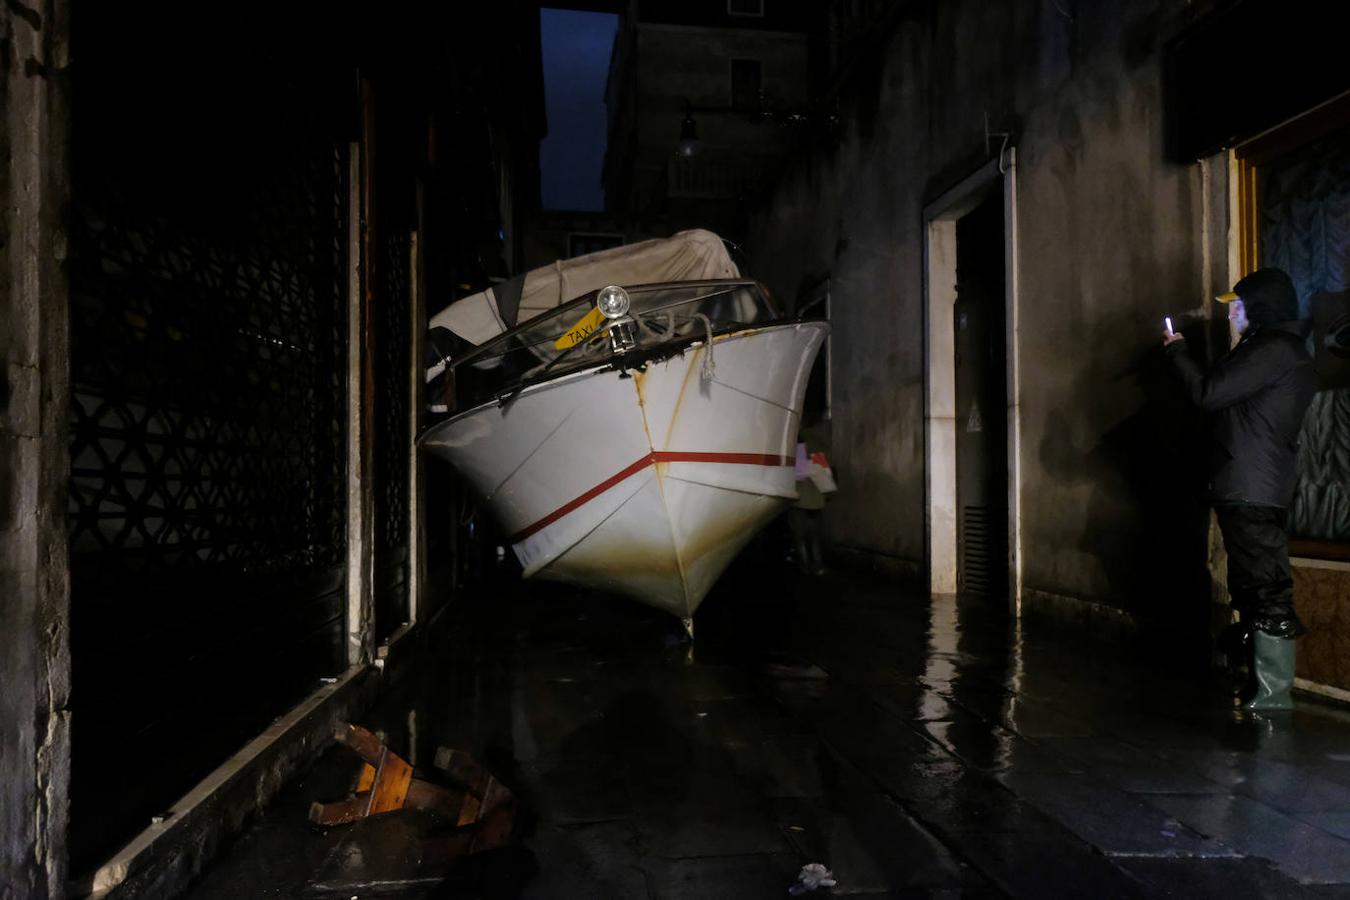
[1215,291,1240,303]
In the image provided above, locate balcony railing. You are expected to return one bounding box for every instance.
[667,157,759,199]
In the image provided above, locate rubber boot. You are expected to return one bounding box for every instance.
[1243,631,1296,711]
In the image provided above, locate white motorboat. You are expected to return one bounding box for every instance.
[419,238,826,625]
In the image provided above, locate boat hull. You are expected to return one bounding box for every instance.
[420,322,828,618]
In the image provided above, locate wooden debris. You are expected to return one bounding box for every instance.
[308,722,517,858]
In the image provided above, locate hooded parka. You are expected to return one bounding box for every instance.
[1166,268,1317,507]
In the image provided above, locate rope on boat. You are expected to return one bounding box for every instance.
[694,313,716,380]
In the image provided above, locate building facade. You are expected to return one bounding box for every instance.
[603,0,816,241]
[1,2,545,896]
[748,0,1350,696]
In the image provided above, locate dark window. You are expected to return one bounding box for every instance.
[731,58,762,111]
[568,232,624,258]
[64,6,358,873]
[728,0,764,16]
[67,113,351,875]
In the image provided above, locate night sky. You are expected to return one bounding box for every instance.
[539,7,619,212]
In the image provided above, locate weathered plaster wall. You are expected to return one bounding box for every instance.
[749,0,1227,621]
[1,2,71,897]
[746,13,931,569]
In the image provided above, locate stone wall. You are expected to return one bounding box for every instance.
[1,2,71,897]
[747,0,1232,629]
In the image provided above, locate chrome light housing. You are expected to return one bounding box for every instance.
[596,285,631,319]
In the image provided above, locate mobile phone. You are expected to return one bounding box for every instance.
[1164,316,1174,336]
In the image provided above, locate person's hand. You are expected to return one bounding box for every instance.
[1163,330,1185,347]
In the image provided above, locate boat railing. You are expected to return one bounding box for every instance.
[427,280,778,416]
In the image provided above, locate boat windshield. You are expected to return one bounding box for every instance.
[435,280,775,413]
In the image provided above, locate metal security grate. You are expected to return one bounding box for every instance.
[373,226,411,641]
[69,178,348,583]
[66,137,350,871]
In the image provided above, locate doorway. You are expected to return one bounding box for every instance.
[953,190,1009,600]
[923,154,1020,610]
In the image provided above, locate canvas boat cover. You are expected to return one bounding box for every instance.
[429,229,739,346]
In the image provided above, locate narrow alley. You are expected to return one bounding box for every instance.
[186,553,1350,898]
[7,2,1350,898]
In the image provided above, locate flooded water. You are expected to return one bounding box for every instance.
[186,552,1350,898]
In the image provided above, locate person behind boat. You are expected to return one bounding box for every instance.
[790,409,831,576]
[1162,267,1316,710]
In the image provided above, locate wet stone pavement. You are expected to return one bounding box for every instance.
[186,553,1350,899]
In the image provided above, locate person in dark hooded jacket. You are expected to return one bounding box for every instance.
[1164,267,1316,710]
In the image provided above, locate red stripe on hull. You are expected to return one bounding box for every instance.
[508,451,792,543]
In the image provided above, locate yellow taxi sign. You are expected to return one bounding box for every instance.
[554,306,606,350]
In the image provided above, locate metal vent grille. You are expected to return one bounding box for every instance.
[960,504,992,597]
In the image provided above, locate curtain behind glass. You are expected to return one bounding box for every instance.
[1260,126,1350,541]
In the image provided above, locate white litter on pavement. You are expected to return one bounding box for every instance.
[788,862,837,895]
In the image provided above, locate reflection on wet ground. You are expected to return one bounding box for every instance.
[186,558,1350,898]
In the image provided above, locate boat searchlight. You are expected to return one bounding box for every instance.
[596,285,631,319]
